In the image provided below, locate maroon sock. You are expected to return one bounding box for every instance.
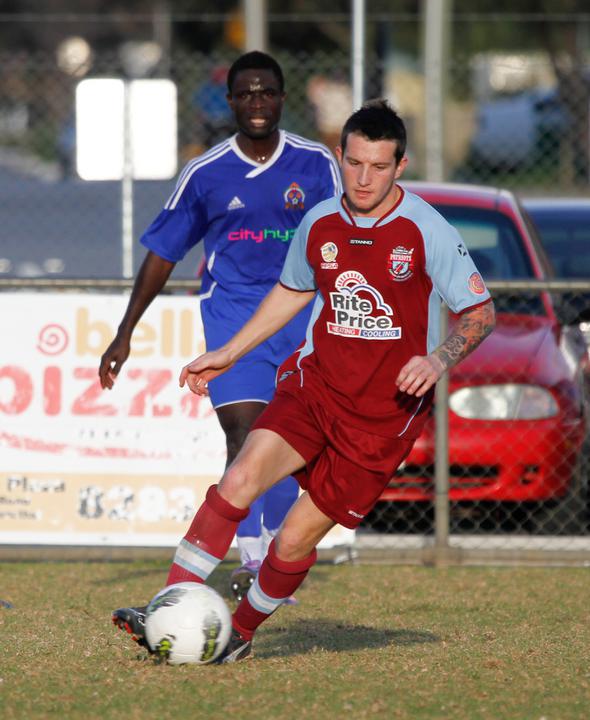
[166,484,249,586]
[232,539,317,640]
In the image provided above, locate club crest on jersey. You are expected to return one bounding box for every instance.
[327,271,402,340]
[388,246,414,281]
[468,272,486,295]
[320,241,338,269]
[284,182,305,210]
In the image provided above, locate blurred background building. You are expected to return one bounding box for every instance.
[0,0,589,279]
[3,0,590,554]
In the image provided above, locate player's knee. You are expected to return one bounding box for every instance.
[274,528,314,562]
[218,460,262,507]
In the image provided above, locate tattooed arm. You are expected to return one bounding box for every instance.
[396,300,496,397]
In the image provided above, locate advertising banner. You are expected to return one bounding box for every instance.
[0,293,354,549]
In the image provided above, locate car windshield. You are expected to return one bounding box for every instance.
[525,207,590,278]
[433,204,543,316]
[432,205,535,279]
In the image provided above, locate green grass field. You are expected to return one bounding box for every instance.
[1,560,590,720]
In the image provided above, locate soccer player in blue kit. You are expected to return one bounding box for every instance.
[99,51,342,617]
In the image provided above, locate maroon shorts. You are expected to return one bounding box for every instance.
[253,377,414,529]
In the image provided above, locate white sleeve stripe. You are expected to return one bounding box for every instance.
[165,144,234,210]
[166,143,232,208]
[173,142,230,193]
[175,140,231,187]
[284,132,330,151]
[330,163,342,193]
[198,279,217,301]
[284,135,342,194]
[284,134,334,161]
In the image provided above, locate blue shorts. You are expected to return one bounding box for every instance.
[200,287,311,409]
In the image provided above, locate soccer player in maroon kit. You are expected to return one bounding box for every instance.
[114,100,495,662]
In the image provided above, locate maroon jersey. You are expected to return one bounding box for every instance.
[279,189,491,438]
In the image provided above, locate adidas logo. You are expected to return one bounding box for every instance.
[227,196,245,211]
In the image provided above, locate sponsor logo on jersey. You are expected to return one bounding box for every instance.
[327,270,402,340]
[388,246,414,281]
[228,228,295,243]
[349,238,373,246]
[284,182,305,210]
[347,509,365,519]
[227,196,245,211]
[278,369,296,383]
[320,241,338,269]
[468,271,486,295]
[457,242,468,256]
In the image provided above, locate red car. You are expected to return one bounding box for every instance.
[376,182,588,511]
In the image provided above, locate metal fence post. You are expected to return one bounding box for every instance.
[434,302,450,563]
[351,0,366,109]
[244,0,268,52]
[122,80,134,279]
[424,0,452,182]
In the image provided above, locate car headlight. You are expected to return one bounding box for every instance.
[449,384,558,420]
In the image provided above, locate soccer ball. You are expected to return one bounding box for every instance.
[144,582,232,665]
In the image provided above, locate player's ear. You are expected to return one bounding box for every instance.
[335,145,343,166]
[394,155,408,179]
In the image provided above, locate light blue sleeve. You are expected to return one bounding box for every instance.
[423,208,492,313]
[280,209,317,291]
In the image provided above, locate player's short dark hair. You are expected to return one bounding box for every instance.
[340,99,407,163]
[227,51,285,94]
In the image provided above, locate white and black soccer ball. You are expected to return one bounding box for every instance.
[144,582,232,665]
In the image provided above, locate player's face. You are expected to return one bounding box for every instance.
[228,69,285,139]
[336,133,408,217]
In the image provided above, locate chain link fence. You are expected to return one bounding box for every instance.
[2,11,590,563]
[357,283,590,565]
[1,13,590,281]
[0,46,354,280]
[2,280,590,564]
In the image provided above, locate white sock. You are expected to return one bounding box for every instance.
[261,525,278,558]
[236,535,263,566]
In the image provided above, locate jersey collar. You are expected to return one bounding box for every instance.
[338,186,406,228]
[230,130,286,178]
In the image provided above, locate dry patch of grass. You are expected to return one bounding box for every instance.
[1,561,589,719]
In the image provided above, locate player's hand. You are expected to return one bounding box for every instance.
[179,348,236,395]
[98,335,131,390]
[395,354,445,397]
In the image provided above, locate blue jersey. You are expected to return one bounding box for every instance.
[140,130,341,408]
[141,130,341,300]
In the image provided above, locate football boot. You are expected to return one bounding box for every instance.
[112,605,152,652]
[215,628,252,664]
